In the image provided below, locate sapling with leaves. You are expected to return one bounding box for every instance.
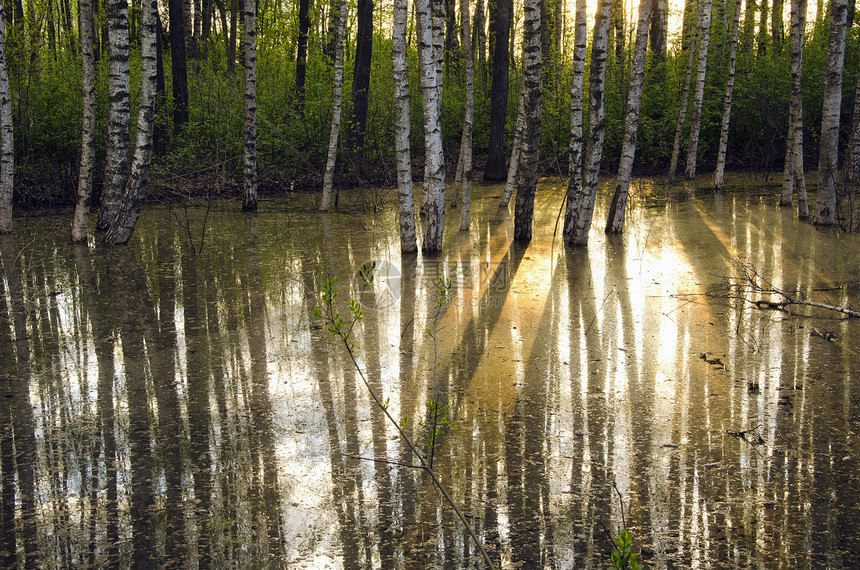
[313,275,496,569]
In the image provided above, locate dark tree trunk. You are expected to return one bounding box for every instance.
[610,0,624,60]
[758,0,769,56]
[484,0,512,181]
[227,0,237,73]
[169,0,189,132]
[444,0,459,73]
[349,0,373,158]
[295,0,310,109]
[649,0,667,59]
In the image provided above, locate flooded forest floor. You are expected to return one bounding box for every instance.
[0,175,859,568]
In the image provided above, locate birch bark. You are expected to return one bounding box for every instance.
[417,0,446,251]
[512,0,542,241]
[714,0,741,191]
[393,0,418,252]
[104,0,158,244]
[668,8,699,183]
[684,0,712,180]
[606,0,653,233]
[72,0,95,241]
[499,90,526,208]
[319,0,348,211]
[779,0,808,217]
[242,0,258,211]
[814,0,849,225]
[97,0,130,230]
[562,0,588,243]
[459,0,475,232]
[0,0,10,234]
[565,0,611,245]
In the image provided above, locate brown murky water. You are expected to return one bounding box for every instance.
[0,177,858,568]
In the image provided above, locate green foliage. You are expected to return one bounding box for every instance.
[607,528,642,570]
[6,0,858,204]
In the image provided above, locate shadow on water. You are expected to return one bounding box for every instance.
[0,177,858,568]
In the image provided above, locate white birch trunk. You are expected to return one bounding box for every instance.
[320,0,348,212]
[242,0,258,210]
[393,0,418,252]
[512,0,542,241]
[72,0,96,241]
[421,0,446,215]
[684,0,712,180]
[417,0,446,251]
[0,0,13,233]
[97,0,131,229]
[780,0,808,216]
[104,0,158,244]
[814,0,849,225]
[459,0,474,232]
[713,0,741,191]
[668,10,699,183]
[499,91,526,208]
[605,0,653,233]
[565,0,611,245]
[562,0,588,242]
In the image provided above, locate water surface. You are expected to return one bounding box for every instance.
[1,177,858,568]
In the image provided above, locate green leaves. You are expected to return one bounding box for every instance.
[608,528,642,570]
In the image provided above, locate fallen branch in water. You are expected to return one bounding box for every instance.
[709,258,860,318]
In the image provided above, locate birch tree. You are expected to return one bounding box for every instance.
[242,0,258,211]
[684,0,712,180]
[392,0,417,252]
[97,0,130,230]
[0,0,13,234]
[512,0,542,242]
[71,0,95,241]
[319,0,348,212]
[458,0,475,232]
[606,0,653,234]
[779,0,809,217]
[814,0,849,225]
[668,10,699,183]
[565,0,612,245]
[499,91,525,208]
[103,0,158,244]
[713,0,741,191]
[562,0,588,244]
[417,0,446,251]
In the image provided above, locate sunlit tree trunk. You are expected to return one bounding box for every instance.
[96,0,130,230]
[319,0,347,211]
[484,0,512,180]
[780,0,808,216]
[241,0,257,211]
[0,0,10,234]
[499,91,525,208]
[668,8,699,183]
[714,0,741,191]
[562,0,588,243]
[565,0,611,245]
[512,0,541,241]
[392,0,417,252]
[684,0,712,180]
[814,0,849,225]
[606,0,652,234]
[459,0,475,232]
[72,0,95,241]
[104,0,158,244]
[417,0,445,251]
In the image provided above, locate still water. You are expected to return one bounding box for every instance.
[0,178,858,568]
